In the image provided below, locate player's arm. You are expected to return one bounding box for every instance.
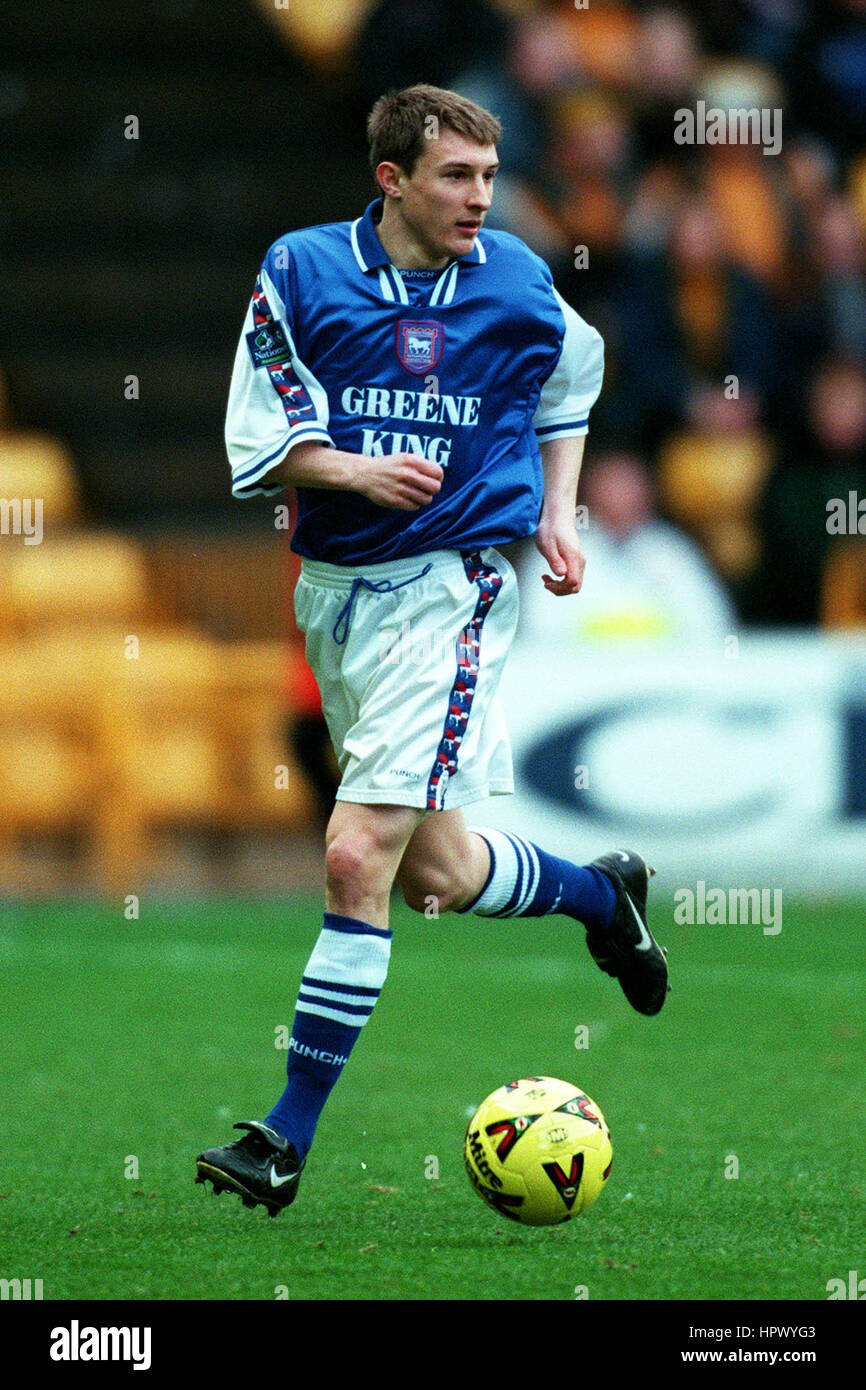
[259,443,443,512]
[532,285,604,594]
[226,256,441,510]
[535,435,587,596]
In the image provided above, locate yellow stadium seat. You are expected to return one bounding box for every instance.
[251,0,377,69]
[849,153,866,233]
[822,538,866,629]
[0,641,105,892]
[0,627,317,892]
[0,430,81,528]
[658,428,772,576]
[0,531,151,633]
[101,634,314,889]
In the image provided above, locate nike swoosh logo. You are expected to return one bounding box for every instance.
[269,1163,299,1189]
[615,850,630,862]
[625,892,653,951]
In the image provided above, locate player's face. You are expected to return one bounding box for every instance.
[393,130,498,264]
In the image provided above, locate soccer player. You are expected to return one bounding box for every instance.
[196,85,669,1216]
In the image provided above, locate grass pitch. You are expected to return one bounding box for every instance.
[1,893,863,1301]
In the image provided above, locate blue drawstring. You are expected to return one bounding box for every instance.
[331,562,433,645]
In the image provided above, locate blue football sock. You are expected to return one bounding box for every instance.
[265,912,392,1161]
[461,828,617,931]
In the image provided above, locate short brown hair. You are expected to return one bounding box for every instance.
[367,84,502,178]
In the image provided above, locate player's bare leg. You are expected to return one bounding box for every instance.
[398,810,669,1016]
[326,800,424,929]
[196,800,424,1213]
[397,808,489,913]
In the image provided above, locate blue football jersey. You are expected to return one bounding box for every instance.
[226,199,604,564]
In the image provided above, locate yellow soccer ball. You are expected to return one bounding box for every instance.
[464,1076,613,1226]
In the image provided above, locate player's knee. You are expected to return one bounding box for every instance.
[325,827,396,898]
[326,833,370,894]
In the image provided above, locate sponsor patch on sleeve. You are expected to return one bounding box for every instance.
[246,321,291,369]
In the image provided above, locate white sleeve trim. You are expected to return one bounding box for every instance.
[225,266,335,499]
[533,291,604,442]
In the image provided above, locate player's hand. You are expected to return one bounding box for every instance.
[534,515,586,596]
[358,452,444,511]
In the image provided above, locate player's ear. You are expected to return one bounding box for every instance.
[376,161,404,200]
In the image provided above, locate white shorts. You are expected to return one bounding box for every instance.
[294,547,519,810]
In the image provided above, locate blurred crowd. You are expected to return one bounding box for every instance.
[350,0,866,630]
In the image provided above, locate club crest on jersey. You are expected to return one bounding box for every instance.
[396,320,443,375]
